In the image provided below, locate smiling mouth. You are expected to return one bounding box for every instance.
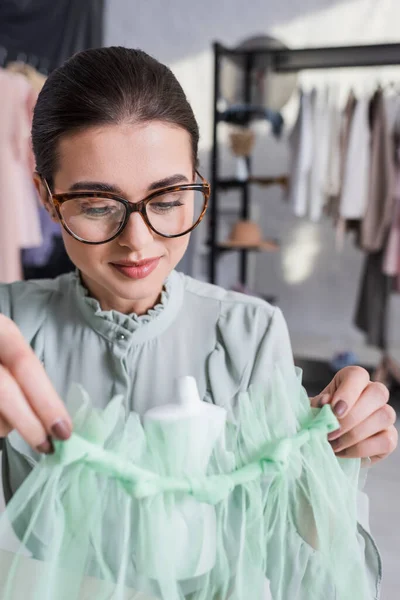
[112,258,160,267]
[110,257,161,280]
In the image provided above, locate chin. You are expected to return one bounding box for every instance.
[111,280,160,302]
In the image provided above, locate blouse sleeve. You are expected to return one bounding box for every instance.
[0,279,58,341]
[243,305,296,390]
[0,283,12,318]
[206,300,296,411]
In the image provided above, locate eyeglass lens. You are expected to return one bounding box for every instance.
[59,188,206,242]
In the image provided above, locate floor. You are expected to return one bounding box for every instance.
[366,440,400,599]
[291,333,400,368]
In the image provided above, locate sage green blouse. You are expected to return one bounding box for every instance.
[0,270,381,598]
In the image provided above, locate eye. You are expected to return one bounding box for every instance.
[148,193,185,213]
[83,206,108,216]
[75,199,122,218]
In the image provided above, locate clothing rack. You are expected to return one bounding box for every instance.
[208,42,400,286]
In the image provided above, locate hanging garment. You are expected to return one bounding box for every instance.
[5,62,46,94]
[21,205,62,269]
[3,64,73,281]
[383,91,400,135]
[383,144,400,291]
[288,89,313,218]
[0,369,375,599]
[309,87,332,222]
[339,97,371,220]
[0,68,42,283]
[361,89,395,252]
[326,90,357,221]
[289,87,340,222]
[354,248,392,349]
[325,86,342,201]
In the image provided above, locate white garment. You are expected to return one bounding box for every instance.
[339,98,371,220]
[289,88,339,222]
[325,89,342,199]
[310,88,331,222]
[288,90,313,218]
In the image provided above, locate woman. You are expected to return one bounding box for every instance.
[0,47,395,593]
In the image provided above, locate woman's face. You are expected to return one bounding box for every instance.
[37,122,194,314]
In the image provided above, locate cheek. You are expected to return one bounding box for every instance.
[164,235,190,262]
[61,229,191,271]
[60,230,106,267]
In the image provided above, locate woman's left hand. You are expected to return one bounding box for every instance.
[310,366,397,464]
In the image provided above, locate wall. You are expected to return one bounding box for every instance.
[105,0,400,361]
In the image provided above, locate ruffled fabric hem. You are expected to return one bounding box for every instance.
[0,368,374,600]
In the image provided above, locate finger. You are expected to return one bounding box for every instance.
[327,381,392,441]
[330,366,372,419]
[329,404,396,454]
[0,365,53,452]
[335,426,398,460]
[310,392,332,409]
[370,446,397,465]
[0,315,72,440]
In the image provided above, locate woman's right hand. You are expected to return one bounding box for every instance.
[0,315,72,453]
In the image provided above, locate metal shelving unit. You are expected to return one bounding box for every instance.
[208,41,400,285]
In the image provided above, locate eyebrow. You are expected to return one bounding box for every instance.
[68,174,190,195]
[68,181,123,194]
[147,174,189,190]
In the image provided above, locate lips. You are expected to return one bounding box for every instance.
[111,257,161,280]
[113,258,158,267]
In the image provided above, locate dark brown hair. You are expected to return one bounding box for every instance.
[32,47,199,184]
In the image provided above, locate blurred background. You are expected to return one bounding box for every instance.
[0,0,399,596]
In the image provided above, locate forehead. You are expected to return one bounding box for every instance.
[54,121,193,194]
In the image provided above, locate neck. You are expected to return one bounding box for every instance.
[80,272,163,315]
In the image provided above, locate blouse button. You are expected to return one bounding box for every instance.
[116,332,126,341]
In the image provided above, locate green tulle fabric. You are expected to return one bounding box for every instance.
[0,369,373,599]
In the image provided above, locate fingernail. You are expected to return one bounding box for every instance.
[328,428,340,441]
[333,400,348,417]
[317,393,331,408]
[329,438,341,451]
[51,419,72,441]
[36,438,54,454]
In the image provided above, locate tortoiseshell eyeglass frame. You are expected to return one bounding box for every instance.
[40,172,210,245]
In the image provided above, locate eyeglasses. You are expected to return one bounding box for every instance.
[41,173,210,245]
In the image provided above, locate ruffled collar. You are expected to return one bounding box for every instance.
[75,270,171,330]
[72,269,184,346]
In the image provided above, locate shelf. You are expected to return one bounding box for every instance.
[215,42,400,71]
[212,241,280,253]
[217,176,288,190]
[217,107,270,127]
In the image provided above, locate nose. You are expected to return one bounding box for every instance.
[117,211,154,251]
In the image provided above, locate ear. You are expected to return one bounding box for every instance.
[33,173,59,223]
